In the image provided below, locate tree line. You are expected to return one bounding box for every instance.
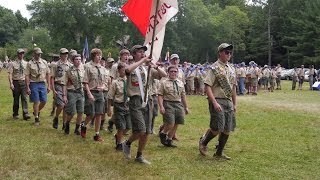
[0,0,319,68]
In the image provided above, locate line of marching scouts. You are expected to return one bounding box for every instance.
[8,45,193,165]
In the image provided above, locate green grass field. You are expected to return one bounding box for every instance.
[0,70,319,179]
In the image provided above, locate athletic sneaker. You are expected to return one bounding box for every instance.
[213,153,231,160]
[122,141,131,159]
[135,156,151,165]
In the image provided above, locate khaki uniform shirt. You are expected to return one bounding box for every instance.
[108,77,127,103]
[150,79,160,96]
[309,68,315,76]
[64,65,85,90]
[25,58,50,82]
[83,62,108,90]
[239,67,246,78]
[126,65,159,97]
[204,60,236,99]
[158,78,185,102]
[51,60,72,84]
[276,67,282,76]
[251,67,259,78]
[103,67,111,91]
[298,68,305,77]
[110,62,119,80]
[8,59,28,81]
[262,68,271,78]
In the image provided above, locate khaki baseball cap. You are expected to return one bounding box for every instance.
[17,48,25,53]
[34,47,43,54]
[130,45,147,53]
[217,43,233,52]
[120,49,130,55]
[60,48,69,54]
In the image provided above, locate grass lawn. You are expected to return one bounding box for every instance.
[0,70,319,179]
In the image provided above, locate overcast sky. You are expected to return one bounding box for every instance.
[0,0,33,19]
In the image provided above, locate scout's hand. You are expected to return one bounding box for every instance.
[10,84,14,90]
[47,86,51,94]
[107,109,112,117]
[233,105,237,113]
[26,87,31,95]
[142,56,152,63]
[185,107,189,115]
[63,96,68,104]
[88,93,95,102]
[160,106,165,115]
[213,101,222,112]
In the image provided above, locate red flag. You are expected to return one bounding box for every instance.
[122,0,153,37]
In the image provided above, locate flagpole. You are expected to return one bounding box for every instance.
[144,0,160,103]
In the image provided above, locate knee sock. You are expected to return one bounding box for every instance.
[202,129,217,146]
[216,133,229,155]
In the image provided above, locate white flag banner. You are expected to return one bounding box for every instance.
[144,0,178,64]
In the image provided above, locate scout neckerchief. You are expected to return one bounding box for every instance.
[122,78,127,102]
[134,66,148,107]
[34,59,41,78]
[211,62,233,98]
[19,60,23,75]
[173,79,179,95]
[76,67,82,89]
[95,65,102,86]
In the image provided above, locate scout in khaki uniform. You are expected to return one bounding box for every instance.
[269,67,277,92]
[238,62,246,95]
[49,54,60,116]
[107,49,130,133]
[198,43,237,160]
[292,67,298,90]
[250,63,259,95]
[122,45,167,165]
[80,48,108,142]
[8,49,31,120]
[25,47,51,126]
[107,62,131,151]
[308,65,315,90]
[158,54,185,141]
[51,48,72,129]
[298,65,305,90]
[158,65,189,147]
[275,64,282,90]
[99,58,112,130]
[63,54,85,135]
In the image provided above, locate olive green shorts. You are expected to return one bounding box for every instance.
[65,90,84,116]
[208,99,236,132]
[84,91,105,116]
[128,96,153,134]
[251,78,258,86]
[113,102,131,130]
[163,101,185,125]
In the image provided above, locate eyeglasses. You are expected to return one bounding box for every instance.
[224,50,232,55]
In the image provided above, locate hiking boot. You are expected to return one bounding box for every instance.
[135,156,151,165]
[93,134,104,142]
[52,117,58,129]
[64,122,70,135]
[165,139,177,148]
[80,124,87,138]
[213,153,231,160]
[159,132,167,146]
[122,141,131,159]
[23,114,31,120]
[199,137,208,156]
[13,115,19,120]
[115,143,123,151]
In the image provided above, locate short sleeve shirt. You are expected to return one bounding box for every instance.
[25,58,50,82]
[107,77,126,103]
[64,65,85,90]
[83,62,108,90]
[51,60,72,84]
[204,60,236,99]
[158,78,185,102]
[8,59,28,81]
